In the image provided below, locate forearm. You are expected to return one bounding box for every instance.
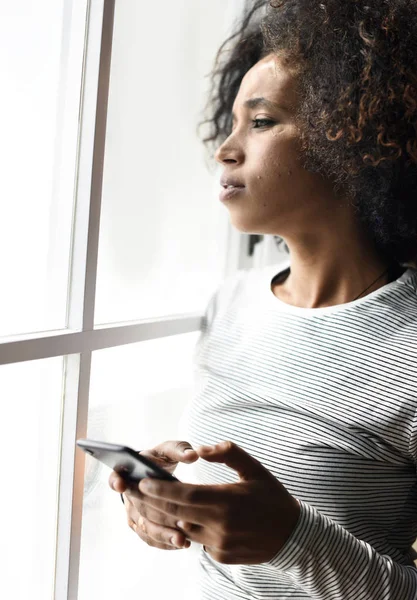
[265,501,417,600]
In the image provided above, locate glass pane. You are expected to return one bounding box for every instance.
[0,356,64,599]
[78,332,201,600]
[0,1,87,337]
[94,0,244,325]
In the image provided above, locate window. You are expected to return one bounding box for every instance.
[0,1,250,599]
[0,0,85,337]
[77,333,201,599]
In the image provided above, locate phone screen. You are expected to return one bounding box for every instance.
[77,439,179,483]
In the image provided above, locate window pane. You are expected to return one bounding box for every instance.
[78,332,201,600]
[94,0,242,325]
[0,356,64,599]
[0,1,87,337]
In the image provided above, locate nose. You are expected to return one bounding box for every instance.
[214,132,244,166]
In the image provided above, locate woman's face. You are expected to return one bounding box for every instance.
[215,53,336,236]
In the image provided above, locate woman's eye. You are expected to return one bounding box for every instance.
[252,118,274,129]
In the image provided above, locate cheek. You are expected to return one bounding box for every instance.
[254,138,301,187]
[255,159,298,203]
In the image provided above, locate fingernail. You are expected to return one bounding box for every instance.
[171,536,181,548]
[183,448,195,454]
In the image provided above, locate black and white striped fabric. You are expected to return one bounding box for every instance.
[181,258,417,599]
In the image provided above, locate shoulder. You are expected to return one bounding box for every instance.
[399,265,417,296]
[202,259,290,330]
[390,266,417,322]
[202,268,251,331]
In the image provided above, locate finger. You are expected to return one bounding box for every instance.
[123,486,146,503]
[138,479,224,507]
[145,517,192,549]
[139,503,178,529]
[109,472,128,493]
[131,515,191,549]
[126,491,195,531]
[123,490,171,527]
[123,491,139,508]
[140,504,205,543]
[196,441,270,481]
[136,491,215,527]
[123,493,154,528]
[131,527,182,551]
[124,500,193,548]
[149,441,199,465]
[175,519,204,543]
[127,515,174,549]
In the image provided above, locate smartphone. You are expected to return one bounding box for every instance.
[76,439,179,484]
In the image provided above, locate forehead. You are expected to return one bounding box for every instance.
[234,53,298,111]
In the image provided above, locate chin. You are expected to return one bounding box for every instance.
[228,213,277,236]
[230,221,265,235]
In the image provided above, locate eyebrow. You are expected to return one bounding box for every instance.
[231,97,284,120]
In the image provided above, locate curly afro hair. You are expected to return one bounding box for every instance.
[199,0,417,266]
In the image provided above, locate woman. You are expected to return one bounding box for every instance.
[110,1,417,598]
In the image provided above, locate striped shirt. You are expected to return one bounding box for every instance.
[179,257,417,599]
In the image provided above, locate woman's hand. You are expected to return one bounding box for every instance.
[136,441,301,565]
[108,440,199,550]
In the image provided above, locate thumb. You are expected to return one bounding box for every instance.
[149,440,199,464]
[196,441,272,481]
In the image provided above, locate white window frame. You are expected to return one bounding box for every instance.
[0,1,249,598]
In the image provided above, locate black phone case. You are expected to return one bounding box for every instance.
[76,439,179,483]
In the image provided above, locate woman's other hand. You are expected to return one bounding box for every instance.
[109,440,198,550]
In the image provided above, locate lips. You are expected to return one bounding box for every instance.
[219,185,245,202]
[219,175,246,202]
[220,176,245,189]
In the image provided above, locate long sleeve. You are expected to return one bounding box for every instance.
[187,263,417,599]
[265,500,417,600]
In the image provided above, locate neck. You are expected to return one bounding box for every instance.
[274,232,394,310]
